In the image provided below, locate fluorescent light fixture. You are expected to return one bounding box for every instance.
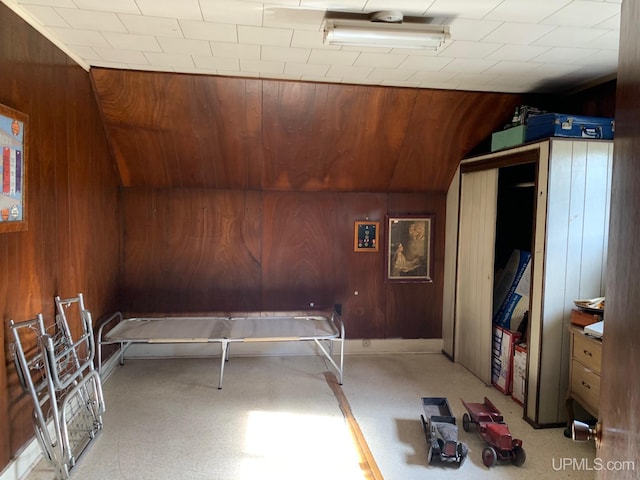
[323,16,450,50]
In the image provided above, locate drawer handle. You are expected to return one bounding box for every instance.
[581,381,591,390]
[583,349,592,357]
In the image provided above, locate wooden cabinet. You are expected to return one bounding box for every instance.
[566,326,602,422]
[446,138,613,427]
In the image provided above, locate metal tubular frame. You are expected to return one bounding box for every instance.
[9,294,106,480]
[98,310,346,390]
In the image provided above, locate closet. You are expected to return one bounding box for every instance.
[444,138,612,427]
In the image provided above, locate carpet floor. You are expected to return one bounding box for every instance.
[23,353,596,480]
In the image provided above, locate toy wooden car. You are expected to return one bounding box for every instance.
[460,397,526,467]
[420,397,466,465]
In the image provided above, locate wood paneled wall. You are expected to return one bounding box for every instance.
[0,4,119,470]
[96,69,526,340]
[121,188,445,339]
[91,69,526,193]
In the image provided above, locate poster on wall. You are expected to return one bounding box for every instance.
[385,214,434,282]
[0,103,28,233]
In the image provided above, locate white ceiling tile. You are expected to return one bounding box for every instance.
[263,0,301,6]
[450,72,500,88]
[542,1,620,27]
[381,79,423,88]
[143,52,195,68]
[596,14,620,29]
[192,55,240,71]
[326,64,374,78]
[262,46,311,63]
[157,37,212,56]
[531,46,603,64]
[437,40,502,58]
[483,60,540,75]
[15,0,75,7]
[179,20,238,43]
[426,0,503,19]
[73,0,140,14]
[93,47,149,64]
[7,0,623,93]
[353,52,407,68]
[134,0,203,21]
[440,58,498,73]
[291,29,325,48]
[21,5,68,27]
[482,22,556,45]
[301,73,344,84]
[218,70,260,79]
[367,67,415,82]
[200,0,264,26]
[102,32,162,52]
[363,0,434,16]
[408,70,457,83]
[67,44,99,59]
[419,80,459,89]
[485,44,551,62]
[237,25,293,47]
[47,26,111,47]
[596,30,620,50]
[308,49,359,66]
[118,13,183,37]
[284,62,330,77]
[487,76,545,92]
[398,55,452,71]
[448,18,502,41]
[300,0,367,10]
[486,0,572,23]
[240,59,285,74]
[55,8,126,32]
[521,62,585,77]
[263,5,325,30]
[532,26,610,48]
[210,42,261,59]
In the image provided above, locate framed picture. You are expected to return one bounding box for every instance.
[385,214,434,282]
[354,221,379,251]
[0,103,28,233]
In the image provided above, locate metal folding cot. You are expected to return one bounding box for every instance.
[97,310,345,389]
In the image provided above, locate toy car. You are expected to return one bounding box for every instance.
[420,397,466,465]
[460,397,526,467]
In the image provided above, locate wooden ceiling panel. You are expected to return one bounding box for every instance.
[91,68,523,192]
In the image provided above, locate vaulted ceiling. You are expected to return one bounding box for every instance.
[5,0,620,93]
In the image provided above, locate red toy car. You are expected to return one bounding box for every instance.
[460,397,526,467]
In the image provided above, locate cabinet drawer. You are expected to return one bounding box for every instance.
[573,332,602,373]
[571,360,600,415]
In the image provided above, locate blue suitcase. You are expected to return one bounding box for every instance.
[526,113,614,141]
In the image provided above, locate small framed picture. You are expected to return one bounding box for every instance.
[385,214,434,282]
[354,221,379,252]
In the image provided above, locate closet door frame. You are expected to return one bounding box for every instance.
[455,146,541,387]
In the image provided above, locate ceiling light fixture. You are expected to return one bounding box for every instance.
[323,11,450,51]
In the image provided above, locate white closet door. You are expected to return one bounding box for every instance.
[442,166,460,358]
[455,168,498,384]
